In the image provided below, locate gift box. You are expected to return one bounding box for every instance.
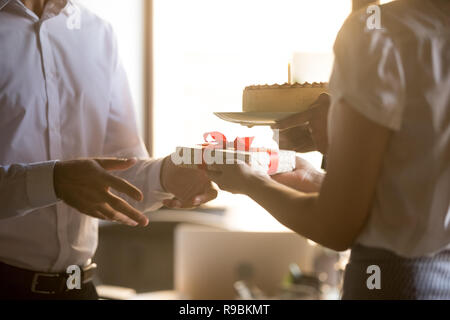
[172,132,296,175]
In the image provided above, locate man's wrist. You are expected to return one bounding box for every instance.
[26,160,60,207]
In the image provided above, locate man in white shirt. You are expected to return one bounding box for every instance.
[0,0,217,299]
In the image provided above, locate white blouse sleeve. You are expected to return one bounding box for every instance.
[329,14,406,131]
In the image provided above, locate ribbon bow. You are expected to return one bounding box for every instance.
[202,132,254,151]
[200,131,279,175]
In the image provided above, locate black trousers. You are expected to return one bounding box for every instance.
[0,262,99,300]
[0,280,99,300]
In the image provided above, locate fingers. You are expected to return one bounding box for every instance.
[205,161,243,177]
[105,193,149,226]
[272,94,330,130]
[205,170,222,187]
[103,173,143,201]
[95,158,137,171]
[163,186,218,209]
[192,187,218,205]
[205,163,222,172]
[163,198,183,209]
[98,203,141,227]
[163,198,199,209]
[90,210,111,221]
[276,124,315,152]
[273,108,316,129]
[72,191,147,227]
[271,172,294,186]
[163,198,193,209]
[316,92,331,105]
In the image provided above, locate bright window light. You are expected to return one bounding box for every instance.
[153,0,351,169]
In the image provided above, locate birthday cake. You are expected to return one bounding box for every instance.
[214,82,328,126]
[243,82,328,113]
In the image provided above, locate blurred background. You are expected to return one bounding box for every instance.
[78,0,392,300]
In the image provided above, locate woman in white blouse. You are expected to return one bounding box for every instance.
[206,0,450,299]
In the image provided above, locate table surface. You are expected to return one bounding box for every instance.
[99,191,291,233]
[145,192,291,233]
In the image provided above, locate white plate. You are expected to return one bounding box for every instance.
[214,112,296,126]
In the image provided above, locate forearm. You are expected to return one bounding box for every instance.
[0,161,59,220]
[244,174,347,251]
[245,175,318,236]
[301,169,325,193]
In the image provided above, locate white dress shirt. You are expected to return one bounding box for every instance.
[0,0,172,272]
[329,0,450,258]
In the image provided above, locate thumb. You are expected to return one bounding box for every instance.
[94,158,138,171]
[192,186,218,206]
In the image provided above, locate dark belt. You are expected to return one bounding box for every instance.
[0,261,97,295]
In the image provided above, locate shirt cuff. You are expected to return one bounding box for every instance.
[26,161,60,208]
[148,157,173,198]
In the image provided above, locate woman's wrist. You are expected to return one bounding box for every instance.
[243,172,272,197]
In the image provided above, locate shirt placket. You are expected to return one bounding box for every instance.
[38,19,70,272]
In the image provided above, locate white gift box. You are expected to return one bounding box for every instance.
[172,145,296,176]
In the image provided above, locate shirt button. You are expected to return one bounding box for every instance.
[46,72,56,80]
[50,127,59,135]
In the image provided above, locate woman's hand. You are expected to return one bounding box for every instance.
[273,93,330,154]
[205,161,269,195]
[205,156,324,195]
[271,156,324,193]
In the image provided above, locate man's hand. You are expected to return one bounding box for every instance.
[160,156,218,209]
[271,156,324,193]
[54,158,149,227]
[273,93,330,154]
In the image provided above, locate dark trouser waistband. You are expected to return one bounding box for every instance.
[0,261,98,300]
[349,244,450,263]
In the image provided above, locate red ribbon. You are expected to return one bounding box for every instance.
[202,131,254,151]
[200,132,279,175]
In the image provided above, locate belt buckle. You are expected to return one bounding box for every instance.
[31,273,59,294]
[82,262,97,284]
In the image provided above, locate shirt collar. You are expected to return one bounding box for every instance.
[0,0,77,20]
[0,0,75,12]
